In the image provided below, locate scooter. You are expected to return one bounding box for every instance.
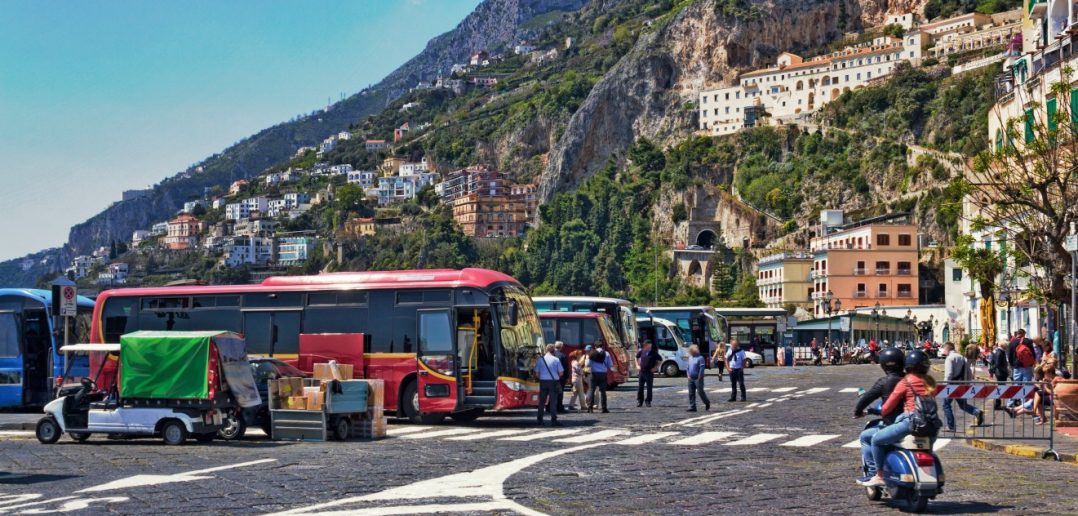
[829,346,841,365]
[859,413,945,513]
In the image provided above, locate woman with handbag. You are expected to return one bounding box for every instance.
[710,340,726,381]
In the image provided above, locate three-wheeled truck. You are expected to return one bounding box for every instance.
[36,331,261,445]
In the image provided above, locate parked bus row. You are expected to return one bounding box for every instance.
[3,269,788,425]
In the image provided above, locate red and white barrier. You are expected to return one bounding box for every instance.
[935,383,1036,400]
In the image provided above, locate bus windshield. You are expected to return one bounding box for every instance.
[497,286,544,379]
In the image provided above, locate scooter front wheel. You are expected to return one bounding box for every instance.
[36,417,61,444]
[864,486,882,501]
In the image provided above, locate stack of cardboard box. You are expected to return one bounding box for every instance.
[355,379,386,439]
[269,377,306,409]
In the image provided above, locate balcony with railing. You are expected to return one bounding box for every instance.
[875,268,891,275]
[876,290,890,298]
[896,268,912,276]
[853,267,866,276]
[854,291,868,298]
[896,290,913,298]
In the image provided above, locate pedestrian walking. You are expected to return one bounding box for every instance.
[727,339,747,402]
[582,344,594,408]
[1008,329,1037,407]
[637,340,660,407]
[535,344,564,427]
[941,343,983,432]
[567,350,587,411]
[587,342,613,413]
[686,344,710,412]
[554,341,569,413]
[710,340,726,381]
[989,339,1010,411]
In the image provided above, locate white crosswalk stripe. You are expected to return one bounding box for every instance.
[555,429,628,443]
[386,426,435,435]
[781,434,841,447]
[443,429,531,441]
[933,438,952,451]
[401,428,484,439]
[616,432,680,445]
[840,387,861,393]
[758,403,773,408]
[724,433,786,446]
[745,402,760,408]
[670,431,738,445]
[842,439,862,448]
[796,387,830,395]
[500,428,579,441]
[746,387,770,392]
[683,409,753,427]
[770,387,797,392]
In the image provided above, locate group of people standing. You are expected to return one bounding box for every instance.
[536,341,615,426]
[987,329,1065,424]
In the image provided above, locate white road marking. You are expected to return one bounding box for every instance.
[770,387,797,392]
[500,428,579,441]
[616,432,680,445]
[683,409,753,427]
[443,429,531,441]
[677,389,688,394]
[840,387,861,393]
[758,403,773,408]
[0,430,32,436]
[842,439,862,448]
[76,459,277,493]
[661,409,739,428]
[555,429,628,443]
[781,434,841,447]
[745,403,760,408]
[670,431,738,445]
[797,387,830,395]
[746,387,770,392]
[269,442,604,516]
[386,426,435,435]
[401,428,484,440]
[933,438,952,451]
[724,433,786,446]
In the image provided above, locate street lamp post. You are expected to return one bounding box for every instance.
[824,290,834,347]
[872,301,881,343]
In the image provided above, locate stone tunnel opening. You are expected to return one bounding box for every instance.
[695,229,717,249]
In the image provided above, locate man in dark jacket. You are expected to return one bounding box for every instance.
[855,347,905,482]
[989,340,1010,410]
[554,341,569,413]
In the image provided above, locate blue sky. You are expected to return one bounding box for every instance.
[0,0,480,261]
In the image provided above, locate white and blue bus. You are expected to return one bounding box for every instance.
[0,288,95,409]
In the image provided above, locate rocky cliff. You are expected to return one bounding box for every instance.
[538,0,929,202]
[55,0,590,263]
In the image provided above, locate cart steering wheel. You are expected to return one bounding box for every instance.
[80,377,97,392]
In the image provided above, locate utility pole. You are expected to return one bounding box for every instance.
[1067,222,1077,371]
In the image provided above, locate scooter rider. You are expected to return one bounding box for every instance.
[854,347,906,482]
[860,349,937,488]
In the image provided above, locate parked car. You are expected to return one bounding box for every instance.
[742,350,763,368]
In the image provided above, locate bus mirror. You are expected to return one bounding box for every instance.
[507,301,519,326]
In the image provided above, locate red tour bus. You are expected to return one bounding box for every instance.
[538,312,630,387]
[90,268,545,424]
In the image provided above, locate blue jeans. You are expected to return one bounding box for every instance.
[871,413,911,474]
[943,398,981,429]
[860,420,884,476]
[688,376,709,409]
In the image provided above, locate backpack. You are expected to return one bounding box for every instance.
[905,378,942,437]
[589,349,606,363]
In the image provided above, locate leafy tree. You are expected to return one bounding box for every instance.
[335,184,373,218]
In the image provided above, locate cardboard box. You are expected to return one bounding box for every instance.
[304,386,324,411]
[314,363,354,381]
[278,377,304,398]
[366,379,385,408]
[286,396,308,410]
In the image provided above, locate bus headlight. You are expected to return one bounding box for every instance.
[502,379,531,392]
[420,355,454,376]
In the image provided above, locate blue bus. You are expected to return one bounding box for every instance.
[0,288,95,409]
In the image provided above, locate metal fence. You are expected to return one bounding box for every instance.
[935,380,1060,461]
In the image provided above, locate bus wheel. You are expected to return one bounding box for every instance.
[450,408,484,423]
[402,381,446,425]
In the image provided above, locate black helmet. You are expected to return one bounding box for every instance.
[879,347,905,374]
[905,349,931,374]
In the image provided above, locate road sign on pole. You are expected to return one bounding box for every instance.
[59,285,77,317]
[1065,234,1078,253]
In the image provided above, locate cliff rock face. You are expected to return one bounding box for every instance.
[538,0,928,202]
[59,0,586,260]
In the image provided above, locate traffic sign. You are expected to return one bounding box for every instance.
[59,285,77,317]
[1065,234,1078,253]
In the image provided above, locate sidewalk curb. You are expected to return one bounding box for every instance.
[966,437,1078,465]
[0,422,35,431]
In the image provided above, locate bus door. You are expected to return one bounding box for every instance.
[416,309,457,413]
[242,310,301,357]
[20,308,52,405]
[0,310,23,408]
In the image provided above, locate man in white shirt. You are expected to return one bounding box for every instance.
[535,344,565,427]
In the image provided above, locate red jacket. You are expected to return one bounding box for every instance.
[882,374,932,415]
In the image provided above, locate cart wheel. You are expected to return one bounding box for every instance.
[195,433,215,443]
[36,417,61,444]
[332,417,351,441]
[69,432,91,443]
[161,420,188,445]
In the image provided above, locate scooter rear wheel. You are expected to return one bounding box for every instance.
[907,494,929,513]
[865,486,882,501]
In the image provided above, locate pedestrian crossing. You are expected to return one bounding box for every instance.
[382,425,955,451]
[672,386,860,396]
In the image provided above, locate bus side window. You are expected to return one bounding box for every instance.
[103,298,137,342]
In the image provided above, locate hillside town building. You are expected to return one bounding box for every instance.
[756,252,814,310]
[164,215,201,250]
